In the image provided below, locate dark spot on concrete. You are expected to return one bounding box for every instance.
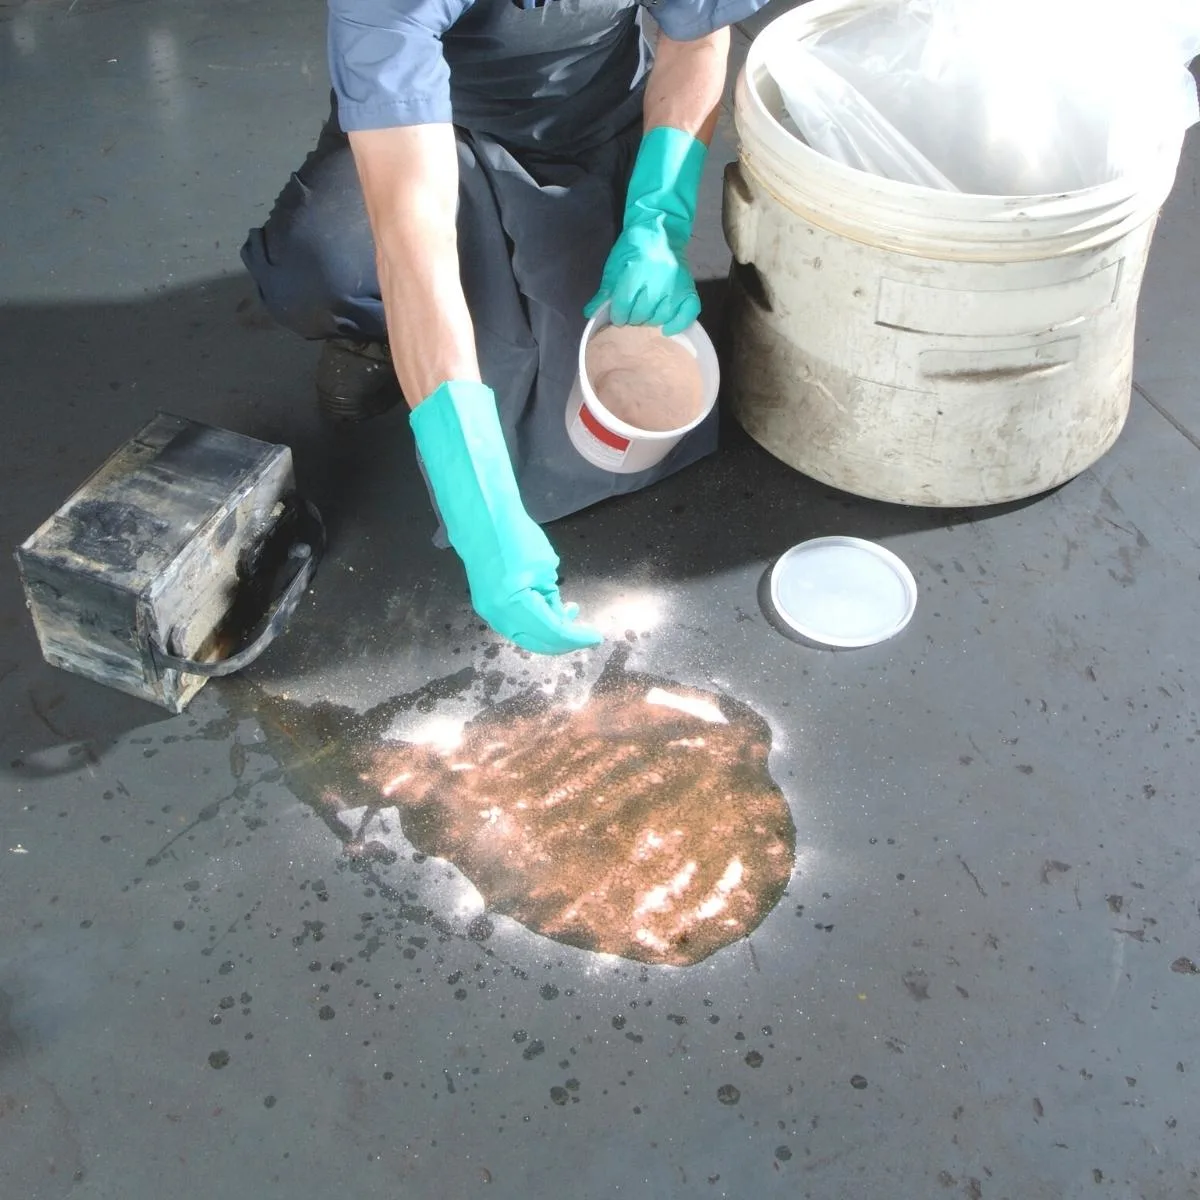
[1040,860,1071,884]
[183,880,201,892]
[1093,1169,1103,1183]
[1033,1097,1043,1117]
[1016,764,1034,775]
[0,989,23,1064]
[522,1040,545,1061]
[218,961,234,975]
[717,1085,740,1106]
[550,1086,568,1106]
[612,1015,626,1030]
[903,969,930,1000]
[218,996,235,1010]
[264,1095,277,1109]
[937,1171,956,1187]
[318,1006,335,1020]
[208,1050,230,1069]
[775,1146,792,1162]
[1106,895,1124,914]
[1171,957,1200,975]
[512,1030,528,1043]
[467,915,494,942]
[850,1075,868,1090]
[540,984,559,1001]
[745,1051,764,1068]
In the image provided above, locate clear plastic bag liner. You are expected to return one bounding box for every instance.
[766,0,1200,195]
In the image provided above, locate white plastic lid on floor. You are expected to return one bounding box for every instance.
[768,536,918,648]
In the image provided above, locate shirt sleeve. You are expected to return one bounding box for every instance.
[327,0,473,131]
[647,0,771,42]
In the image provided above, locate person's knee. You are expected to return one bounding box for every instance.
[241,219,350,341]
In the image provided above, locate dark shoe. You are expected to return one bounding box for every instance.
[315,338,405,423]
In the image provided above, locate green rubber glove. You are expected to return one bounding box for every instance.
[410,381,603,656]
[585,126,708,337]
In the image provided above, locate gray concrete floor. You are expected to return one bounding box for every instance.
[2,3,1199,1198]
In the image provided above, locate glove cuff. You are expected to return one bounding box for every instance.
[624,126,708,249]
[409,381,531,564]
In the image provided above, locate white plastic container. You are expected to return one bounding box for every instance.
[565,306,720,474]
[722,0,1187,506]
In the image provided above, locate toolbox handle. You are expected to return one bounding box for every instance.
[151,500,324,678]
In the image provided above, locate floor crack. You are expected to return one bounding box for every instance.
[958,855,987,897]
[1133,381,1200,453]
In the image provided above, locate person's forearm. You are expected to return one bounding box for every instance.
[643,28,730,145]
[348,124,480,407]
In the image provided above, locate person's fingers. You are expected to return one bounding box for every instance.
[645,290,679,330]
[541,589,580,623]
[662,290,701,337]
[509,589,603,655]
[625,281,659,326]
[583,287,608,318]
[608,276,641,326]
[513,620,603,655]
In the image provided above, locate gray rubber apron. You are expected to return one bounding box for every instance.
[432,0,719,536]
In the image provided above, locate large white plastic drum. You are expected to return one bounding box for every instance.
[723,0,1187,506]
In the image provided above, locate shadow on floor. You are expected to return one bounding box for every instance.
[0,272,1031,766]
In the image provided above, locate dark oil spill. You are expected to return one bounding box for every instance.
[239,646,795,967]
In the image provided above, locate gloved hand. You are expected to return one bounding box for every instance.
[409,380,603,656]
[585,126,708,337]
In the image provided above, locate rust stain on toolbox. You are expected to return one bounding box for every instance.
[15,412,319,713]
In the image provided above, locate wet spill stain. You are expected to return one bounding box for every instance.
[243,647,795,966]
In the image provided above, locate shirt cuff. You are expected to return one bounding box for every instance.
[335,94,454,132]
[652,0,771,42]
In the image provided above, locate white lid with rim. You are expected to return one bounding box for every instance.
[769,536,918,648]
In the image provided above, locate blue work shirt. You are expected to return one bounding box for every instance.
[329,0,768,151]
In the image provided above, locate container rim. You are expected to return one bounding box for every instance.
[744,0,1184,208]
[576,305,718,443]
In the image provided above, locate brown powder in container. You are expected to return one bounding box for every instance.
[585,324,704,433]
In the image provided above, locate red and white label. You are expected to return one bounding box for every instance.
[577,402,630,469]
